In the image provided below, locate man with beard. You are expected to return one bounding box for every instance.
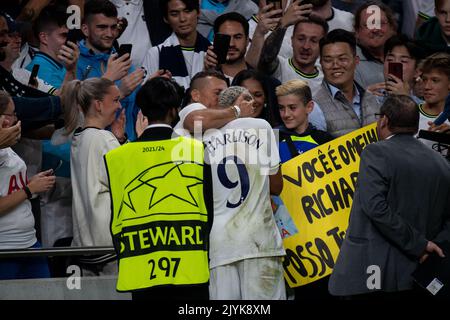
[77,0,145,141]
[257,5,329,132]
[204,12,251,83]
[258,13,327,96]
[248,0,354,62]
[203,11,285,128]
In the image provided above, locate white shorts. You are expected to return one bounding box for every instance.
[209,256,286,300]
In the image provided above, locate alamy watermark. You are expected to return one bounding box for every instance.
[66,265,81,290]
[366,5,383,30]
[366,265,381,290]
[66,5,81,30]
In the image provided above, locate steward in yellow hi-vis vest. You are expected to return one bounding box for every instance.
[105,135,210,291]
[104,77,213,300]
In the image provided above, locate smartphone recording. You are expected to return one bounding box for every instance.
[213,34,231,65]
[118,44,133,59]
[388,62,403,81]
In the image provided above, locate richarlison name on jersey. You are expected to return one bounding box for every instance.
[204,128,265,153]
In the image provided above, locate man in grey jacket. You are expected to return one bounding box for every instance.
[315,29,380,137]
[328,95,450,298]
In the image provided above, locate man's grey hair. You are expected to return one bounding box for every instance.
[218,86,251,108]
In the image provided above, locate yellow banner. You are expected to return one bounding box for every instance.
[277,123,378,287]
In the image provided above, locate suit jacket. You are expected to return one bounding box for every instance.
[328,134,450,296]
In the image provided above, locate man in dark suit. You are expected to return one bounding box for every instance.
[328,95,450,298]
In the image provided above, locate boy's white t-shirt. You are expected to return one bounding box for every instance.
[417,104,450,153]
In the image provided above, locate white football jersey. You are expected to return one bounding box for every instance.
[274,56,324,96]
[203,118,285,268]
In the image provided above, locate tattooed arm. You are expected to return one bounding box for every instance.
[256,25,287,75]
[257,0,313,75]
[245,3,282,69]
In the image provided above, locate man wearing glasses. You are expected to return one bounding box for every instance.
[314,29,380,138]
[353,1,397,88]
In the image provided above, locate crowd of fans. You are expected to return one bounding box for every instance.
[0,0,449,300]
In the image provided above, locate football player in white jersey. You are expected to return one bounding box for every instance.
[205,86,286,300]
[176,83,286,299]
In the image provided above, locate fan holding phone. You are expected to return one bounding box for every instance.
[385,61,409,95]
[212,33,231,65]
[204,12,262,77]
[367,35,422,101]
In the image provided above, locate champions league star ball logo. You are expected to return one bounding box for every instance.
[119,161,203,217]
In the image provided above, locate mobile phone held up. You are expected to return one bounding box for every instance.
[213,33,231,65]
[28,64,39,86]
[388,62,403,81]
[118,44,133,59]
[65,30,78,47]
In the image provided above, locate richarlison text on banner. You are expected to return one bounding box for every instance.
[275,123,378,287]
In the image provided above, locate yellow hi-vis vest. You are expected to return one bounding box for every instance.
[104,136,210,292]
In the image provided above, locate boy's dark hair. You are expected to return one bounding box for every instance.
[294,15,329,36]
[319,29,357,56]
[419,52,450,80]
[33,5,69,39]
[354,0,398,32]
[84,0,118,23]
[213,12,249,38]
[159,0,199,19]
[383,34,423,64]
[136,77,185,121]
[380,95,419,134]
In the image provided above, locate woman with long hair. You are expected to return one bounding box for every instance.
[63,77,128,275]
